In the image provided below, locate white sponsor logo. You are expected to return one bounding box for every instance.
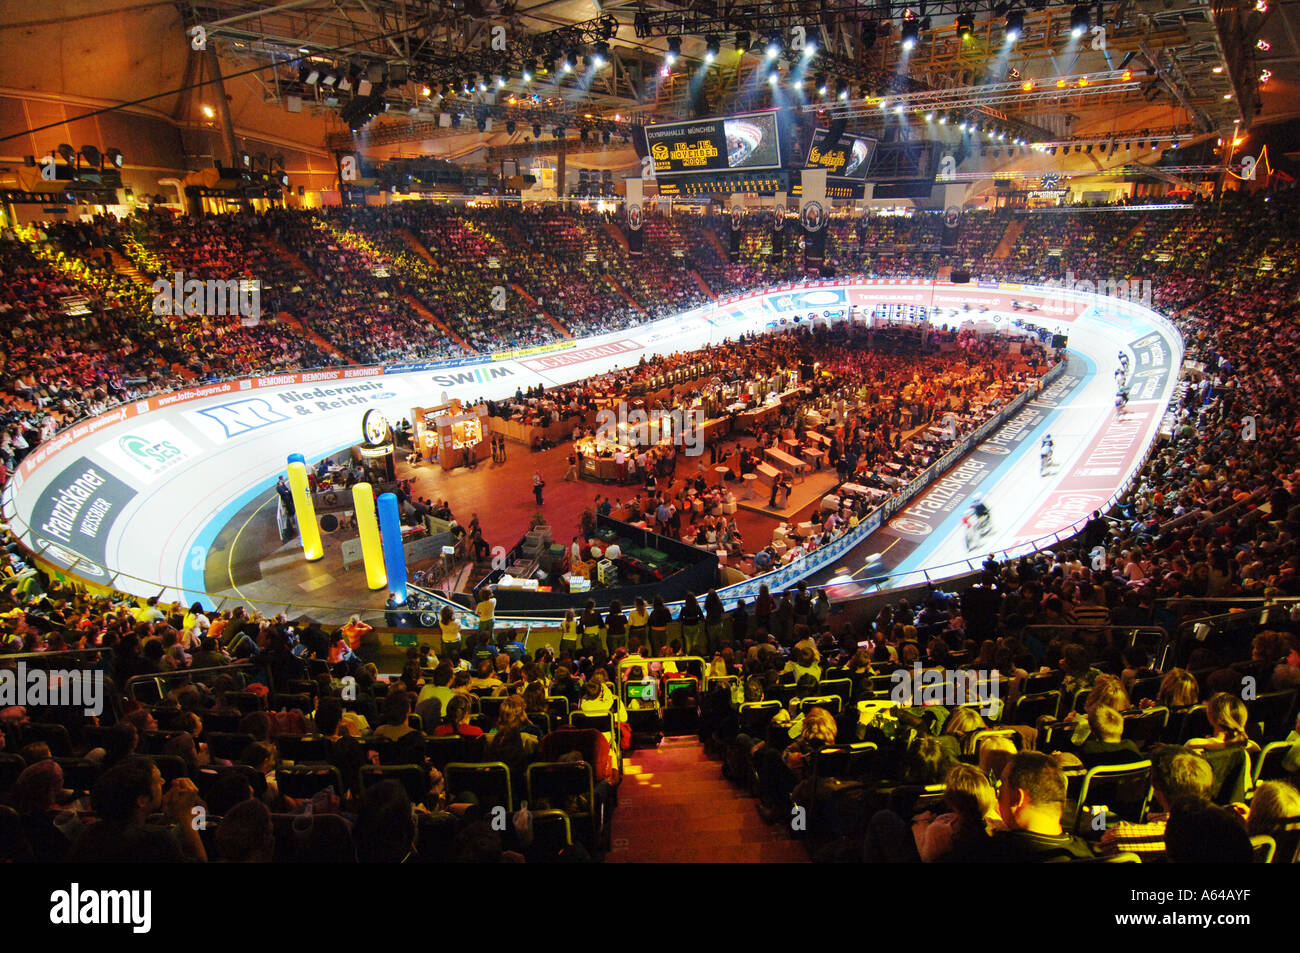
[99,422,201,484]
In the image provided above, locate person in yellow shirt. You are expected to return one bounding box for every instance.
[559,608,579,656]
[474,588,497,652]
[134,597,167,624]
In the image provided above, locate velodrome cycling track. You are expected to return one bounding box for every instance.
[0,278,1182,618]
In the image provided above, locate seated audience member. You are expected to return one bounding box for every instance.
[912,763,1005,862]
[1164,803,1253,863]
[70,758,206,863]
[1073,706,1144,767]
[486,695,539,793]
[1099,746,1214,860]
[9,760,73,862]
[433,694,483,737]
[969,751,1095,861]
[1186,692,1261,796]
[214,798,275,863]
[354,780,416,863]
[978,735,1018,783]
[416,662,456,721]
[1245,779,1300,839]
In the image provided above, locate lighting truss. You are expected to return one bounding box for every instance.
[814,69,1143,117]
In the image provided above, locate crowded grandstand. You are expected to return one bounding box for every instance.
[0,0,1298,886]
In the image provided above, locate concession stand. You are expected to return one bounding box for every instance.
[411,400,490,470]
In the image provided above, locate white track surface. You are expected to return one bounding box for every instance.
[1,279,1181,608]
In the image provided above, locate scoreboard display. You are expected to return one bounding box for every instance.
[656,173,788,196]
[805,129,876,181]
[790,181,867,200]
[645,110,782,177]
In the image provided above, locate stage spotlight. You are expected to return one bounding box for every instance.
[1070,5,1090,37]
[105,148,124,168]
[1006,9,1024,41]
[815,72,828,95]
[766,33,782,58]
[666,36,681,65]
[736,31,750,53]
[565,48,578,71]
[705,35,720,61]
[862,21,878,50]
[805,40,817,57]
[79,146,102,169]
[837,79,849,100]
[593,40,609,66]
[767,71,779,85]
[900,18,921,49]
[956,13,975,39]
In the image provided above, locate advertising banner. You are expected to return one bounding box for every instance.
[29,457,138,567]
[771,191,787,262]
[626,177,644,257]
[799,168,828,273]
[942,204,962,250]
[729,193,743,262]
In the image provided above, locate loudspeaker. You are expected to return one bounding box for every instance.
[951,269,971,284]
[631,126,649,160]
[819,263,836,278]
[1051,333,1069,349]
[823,117,847,151]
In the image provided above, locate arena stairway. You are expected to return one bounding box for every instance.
[401,294,475,352]
[603,276,646,316]
[601,221,629,251]
[276,311,357,365]
[396,229,438,266]
[510,283,573,338]
[991,217,1026,259]
[105,248,151,289]
[607,737,808,863]
[702,228,729,262]
[1119,214,1150,248]
[257,234,317,278]
[689,269,716,300]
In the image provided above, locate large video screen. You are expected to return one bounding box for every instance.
[805,129,877,181]
[646,111,782,176]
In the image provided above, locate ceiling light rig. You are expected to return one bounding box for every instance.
[1005,9,1024,42]
[1069,4,1090,38]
